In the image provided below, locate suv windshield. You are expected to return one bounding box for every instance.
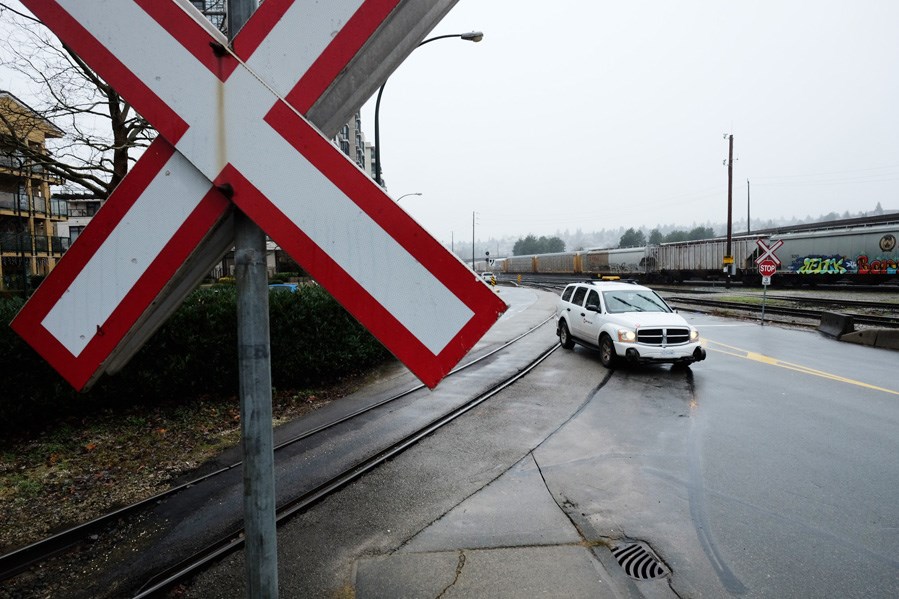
[602,290,671,314]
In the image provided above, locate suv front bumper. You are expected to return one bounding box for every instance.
[619,343,706,365]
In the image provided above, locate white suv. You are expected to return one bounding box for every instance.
[557,281,706,367]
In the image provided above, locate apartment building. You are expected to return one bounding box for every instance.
[0,91,67,292]
[334,111,377,179]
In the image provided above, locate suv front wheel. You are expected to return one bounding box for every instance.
[599,334,617,368]
[558,320,575,349]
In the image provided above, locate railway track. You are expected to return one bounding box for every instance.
[0,315,556,593]
[665,296,899,328]
[132,342,560,597]
[511,279,899,329]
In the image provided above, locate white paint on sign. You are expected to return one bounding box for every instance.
[42,152,212,356]
[54,0,477,355]
[244,0,366,95]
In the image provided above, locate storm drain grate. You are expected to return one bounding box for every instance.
[611,542,670,580]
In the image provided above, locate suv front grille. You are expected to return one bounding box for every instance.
[637,327,691,346]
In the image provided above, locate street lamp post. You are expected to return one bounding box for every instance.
[373,31,483,187]
[396,192,423,202]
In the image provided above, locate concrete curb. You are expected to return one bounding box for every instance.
[818,311,855,337]
[841,329,899,350]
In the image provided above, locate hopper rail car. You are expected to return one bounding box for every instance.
[476,216,899,287]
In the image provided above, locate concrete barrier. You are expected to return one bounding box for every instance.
[818,311,855,337]
[841,329,899,350]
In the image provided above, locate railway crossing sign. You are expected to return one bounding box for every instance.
[755,239,783,266]
[755,240,782,294]
[12,0,505,390]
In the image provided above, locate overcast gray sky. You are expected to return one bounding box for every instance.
[3,0,898,248]
[361,0,899,245]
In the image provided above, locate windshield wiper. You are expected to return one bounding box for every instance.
[641,295,670,312]
[612,297,643,312]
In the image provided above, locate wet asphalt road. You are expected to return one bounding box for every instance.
[184,289,899,598]
[537,315,899,597]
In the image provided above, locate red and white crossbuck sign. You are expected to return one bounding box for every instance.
[754,239,783,266]
[12,0,506,390]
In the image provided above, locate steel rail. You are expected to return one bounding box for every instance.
[0,313,555,582]
[132,343,561,598]
[666,297,899,327]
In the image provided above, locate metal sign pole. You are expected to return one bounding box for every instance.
[230,1,279,597]
[761,281,768,326]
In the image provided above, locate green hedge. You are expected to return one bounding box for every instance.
[0,285,391,435]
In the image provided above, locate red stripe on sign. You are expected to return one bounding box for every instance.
[12,138,175,325]
[265,102,508,314]
[231,0,295,60]
[135,0,240,82]
[19,1,189,143]
[284,0,403,113]
[11,140,230,390]
[215,164,491,388]
[74,187,230,389]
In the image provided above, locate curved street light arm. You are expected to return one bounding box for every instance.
[373,31,483,189]
[396,192,423,202]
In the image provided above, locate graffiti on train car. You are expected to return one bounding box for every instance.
[793,255,851,275]
[857,255,899,275]
[791,254,898,275]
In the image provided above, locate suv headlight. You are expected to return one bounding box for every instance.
[617,329,636,343]
[690,328,700,342]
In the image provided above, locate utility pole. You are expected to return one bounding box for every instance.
[229,0,279,596]
[725,134,734,289]
[747,179,751,234]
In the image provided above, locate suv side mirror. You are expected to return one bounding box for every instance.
[585,303,600,313]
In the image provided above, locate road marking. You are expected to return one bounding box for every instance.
[705,340,899,397]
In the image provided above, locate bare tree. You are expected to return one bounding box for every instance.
[0,2,155,198]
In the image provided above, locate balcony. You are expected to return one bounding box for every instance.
[0,232,31,252]
[0,152,26,171]
[0,192,69,217]
[0,190,28,212]
[52,235,70,253]
[50,198,68,218]
[0,233,69,255]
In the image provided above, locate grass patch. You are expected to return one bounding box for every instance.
[0,373,377,553]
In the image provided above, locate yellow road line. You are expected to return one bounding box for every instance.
[704,339,899,396]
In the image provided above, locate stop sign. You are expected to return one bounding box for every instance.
[758,258,777,277]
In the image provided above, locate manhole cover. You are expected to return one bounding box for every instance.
[611,542,670,580]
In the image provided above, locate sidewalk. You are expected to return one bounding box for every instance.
[188,286,676,598]
[353,454,649,598]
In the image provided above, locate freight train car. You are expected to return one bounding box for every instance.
[491,216,899,285]
[533,251,579,274]
[505,254,537,273]
[773,223,898,284]
[581,247,649,276]
[654,235,764,283]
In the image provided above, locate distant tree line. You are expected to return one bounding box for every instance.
[513,234,565,255]
[618,226,716,248]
